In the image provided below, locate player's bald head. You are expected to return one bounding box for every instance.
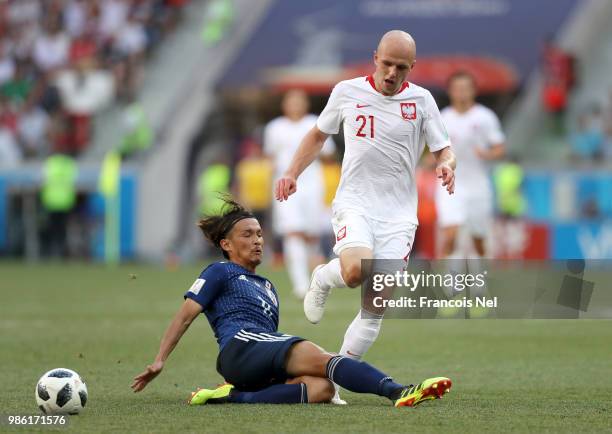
[376,30,416,63]
[372,30,416,95]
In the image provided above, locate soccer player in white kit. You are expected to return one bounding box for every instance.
[435,71,505,259]
[265,89,335,299]
[275,31,456,404]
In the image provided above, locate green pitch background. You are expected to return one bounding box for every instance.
[1,262,611,433]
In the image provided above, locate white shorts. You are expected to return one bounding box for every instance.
[331,209,417,260]
[435,187,492,238]
[273,186,324,236]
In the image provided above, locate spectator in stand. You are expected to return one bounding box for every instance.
[541,36,576,135]
[569,108,604,162]
[2,58,37,107]
[0,40,15,85]
[18,99,50,158]
[0,2,8,39]
[113,8,147,101]
[0,94,18,133]
[0,126,21,167]
[64,0,89,39]
[603,90,612,160]
[2,60,54,160]
[0,0,190,160]
[7,0,42,27]
[32,15,70,75]
[98,0,129,44]
[55,47,114,154]
[165,0,191,31]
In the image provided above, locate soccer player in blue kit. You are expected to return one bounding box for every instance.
[131,199,451,407]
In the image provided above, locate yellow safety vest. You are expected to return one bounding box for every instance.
[41,155,78,212]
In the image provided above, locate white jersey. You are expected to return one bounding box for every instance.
[317,76,451,224]
[440,104,504,198]
[264,114,335,191]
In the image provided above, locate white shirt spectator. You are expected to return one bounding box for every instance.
[11,24,38,59]
[7,0,42,25]
[19,106,50,156]
[0,128,22,168]
[115,22,147,55]
[99,0,129,39]
[64,0,87,38]
[55,69,115,115]
[0,56,15,85]
[33,32,70,72]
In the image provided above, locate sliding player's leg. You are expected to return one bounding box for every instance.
[190,338,450,407]
[189,376,334,405]
[285,340,451,407]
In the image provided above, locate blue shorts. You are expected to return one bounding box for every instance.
[216,329,305,391]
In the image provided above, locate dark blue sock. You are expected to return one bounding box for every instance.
[326,356,404,399]
[229,383,308,404]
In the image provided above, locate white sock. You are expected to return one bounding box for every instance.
[332,310,382,401]
[284,236,310,297]
[338,309,383,360]
[315,257,346,291]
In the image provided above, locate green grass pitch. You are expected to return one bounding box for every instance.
[1,261,611,433]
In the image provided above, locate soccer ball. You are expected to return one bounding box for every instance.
[35,368,88,415]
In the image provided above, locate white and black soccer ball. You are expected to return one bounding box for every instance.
[35,368,88,415]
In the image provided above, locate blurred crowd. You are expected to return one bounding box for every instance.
[0,0,189,165]
[540,38,612,163]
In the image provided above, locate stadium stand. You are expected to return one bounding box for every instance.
[0,0,195,161]
[505,0,612,163]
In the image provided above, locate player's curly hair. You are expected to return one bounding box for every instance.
[197,196,256,259]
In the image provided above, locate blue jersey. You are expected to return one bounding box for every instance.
[184,261,280,350]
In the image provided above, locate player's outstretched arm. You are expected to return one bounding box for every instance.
[433,146,457,195]
[274,126,329,201]
[131,299,202,392]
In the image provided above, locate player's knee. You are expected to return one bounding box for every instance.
[342,262,362,287]
[311,353,333,376]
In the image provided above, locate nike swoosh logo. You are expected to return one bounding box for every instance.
[356,104,370,108]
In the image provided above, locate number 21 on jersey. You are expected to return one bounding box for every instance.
[356,115,374,138]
